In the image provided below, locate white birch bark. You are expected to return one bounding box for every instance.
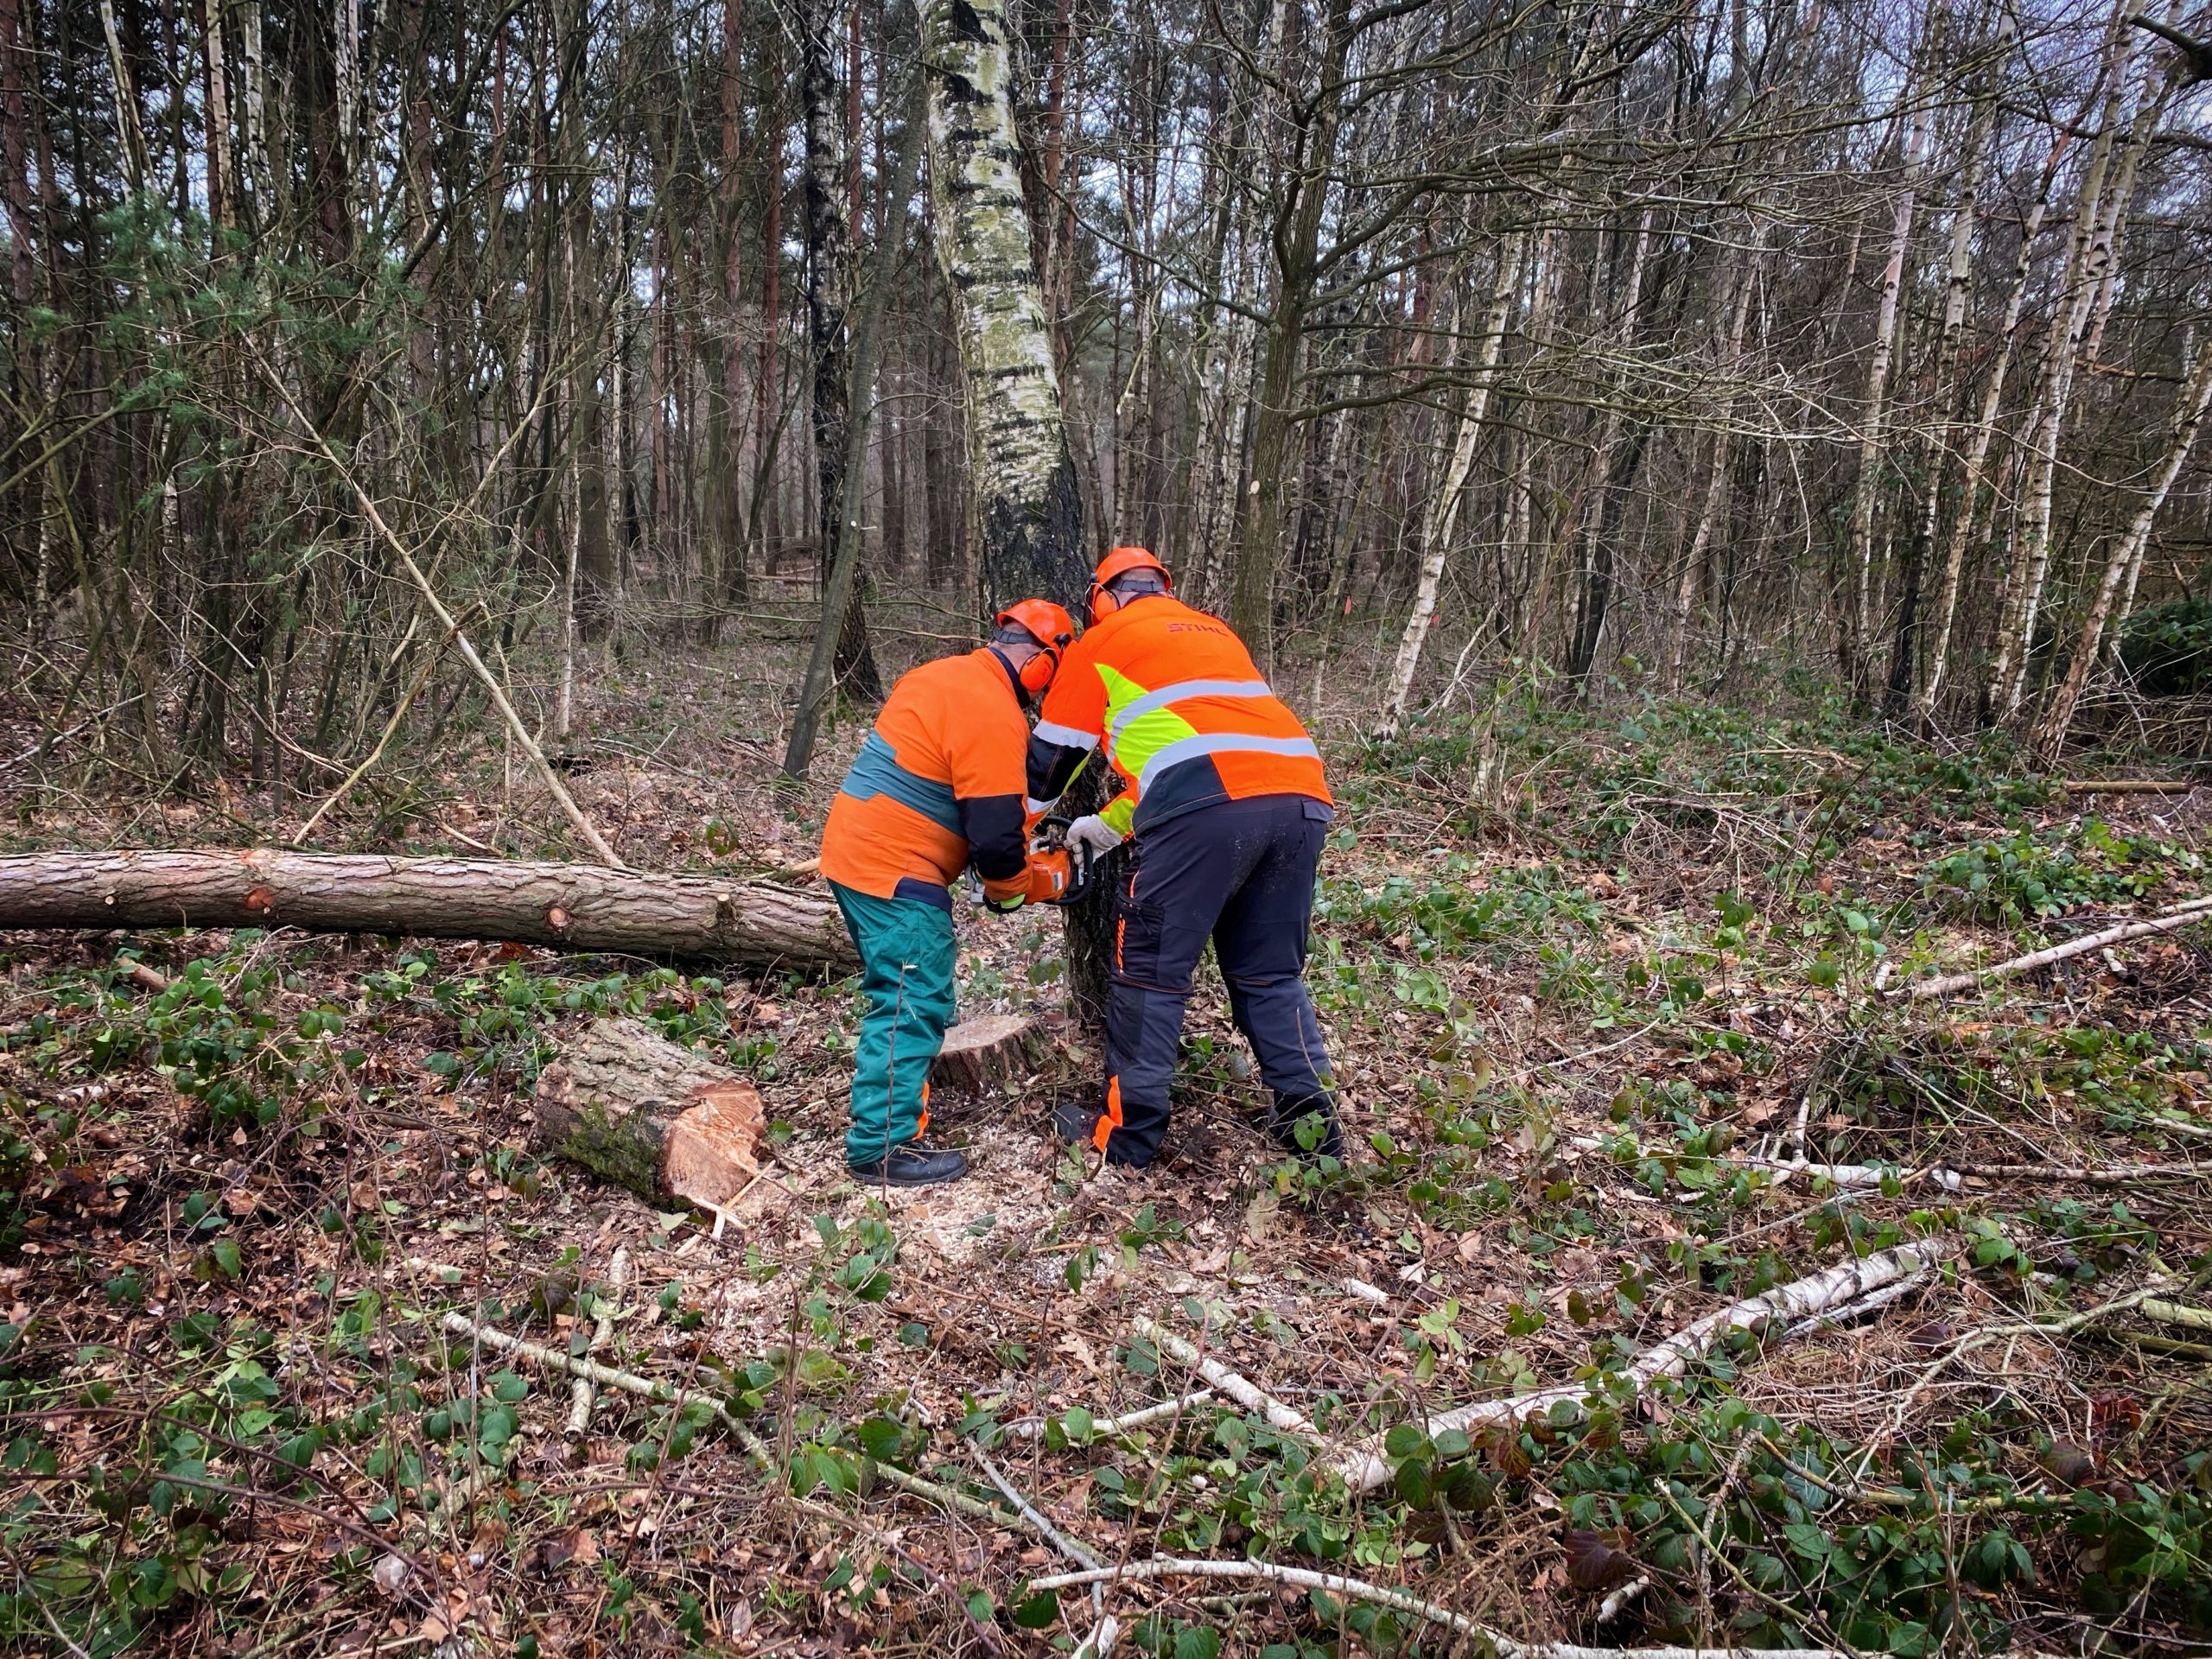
[238,1,268,216]
[1990,4,2137,720]
[1845,95,1927,695]
[1889,67,1998,716]
[203,0,234,233]
[1669,232,1762,690]
[922,0,1084,606]
[1377,231,1525,736]
[1916,128,2067,728]
[2030,335,2212,762]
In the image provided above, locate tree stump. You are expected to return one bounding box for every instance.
[929,1014,1050,1099]
[533,1018,762,1212]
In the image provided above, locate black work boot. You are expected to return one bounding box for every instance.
[849,1140,969,1186]
[1265,1093,1345,1160]
[1052,1098,1103,1144]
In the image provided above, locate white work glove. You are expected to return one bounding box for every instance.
[1066,815,1125,860]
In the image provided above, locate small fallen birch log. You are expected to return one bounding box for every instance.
[1338,1241,1949,1492]
[1133,1317,1318,1437]
[1897,895,2212,1000]
[1023,1556,1850,1659]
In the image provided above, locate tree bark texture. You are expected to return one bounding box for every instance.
[929,1013,1052,1097]
[533,1016,765,1209]
[922,0,1087,614]
[0,850,858,972]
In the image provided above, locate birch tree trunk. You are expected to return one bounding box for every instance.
[1990,4,2137,721]
[1567,211,1656,687]
[921,0,1087,613]
[1844,92,1927,701]
[2029,334,2212,764]
[921,0,1105,1021]
[1915,127,2068,731]
[1668,234,1761,691]
[1886,68,1998,718]
[1377,232,1523,736]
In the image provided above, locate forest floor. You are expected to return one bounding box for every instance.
[4,621,2212,1658]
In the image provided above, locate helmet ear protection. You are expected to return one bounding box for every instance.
[1087,546,1171,624]
[1016,645,1060,698]
[994,599,1077,698]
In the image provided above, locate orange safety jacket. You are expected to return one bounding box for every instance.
[1025,594,1329,835]
[820,649,1033,909]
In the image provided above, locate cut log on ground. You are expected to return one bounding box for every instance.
[0,849,855,972]
[533,1018,764,1211]
[930,1014,1052,1097]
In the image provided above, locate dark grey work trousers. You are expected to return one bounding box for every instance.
[1097,792,1336,1166]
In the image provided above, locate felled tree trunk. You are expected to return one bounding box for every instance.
[533,1017,763,1211]
[0,849,856,972]
[930,1014,1051,1098]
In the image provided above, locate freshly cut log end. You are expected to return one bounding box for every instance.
[0,849,856,973]
[534,1018,763,1211]
[930,1014,1051,1099]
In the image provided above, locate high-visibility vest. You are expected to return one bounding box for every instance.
[1031,596,1329,835]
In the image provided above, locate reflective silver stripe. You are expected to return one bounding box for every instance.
[1032,720,1097,751]
[1024,795,1056,817]
[1136,732,1322,791]
[1106,678,1275,744]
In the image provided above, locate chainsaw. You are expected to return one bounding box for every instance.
[1028,807,1106,907]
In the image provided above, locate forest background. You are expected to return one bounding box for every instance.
[4,0,2212,1655]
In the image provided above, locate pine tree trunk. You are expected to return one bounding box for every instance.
[0,851,856,970]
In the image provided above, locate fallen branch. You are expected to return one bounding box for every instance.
[2140,1296,2212,1332]
[2063,779,2199,795]
[1024,1557,1849,1659]
[1134,1317,1319,1437]
[566,1248,629,1440]
[249,346,625,868]
[1007,1391,1216,1441]
[1897,897,2212,1000]
[1338,1241,1949,1492]
[439,1311,1019,1531]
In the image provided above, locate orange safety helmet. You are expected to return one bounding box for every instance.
[994,598,1077,697]
[1087,546,1172,623]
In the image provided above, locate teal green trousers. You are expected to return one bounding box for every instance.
[830,882,957,1166]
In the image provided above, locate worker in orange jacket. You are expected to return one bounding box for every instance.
[1025,548,1344,1168]
[820,600,1077,1185]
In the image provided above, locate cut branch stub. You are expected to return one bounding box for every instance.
[930,1014,1050,1099]
[534,1017,763,1212]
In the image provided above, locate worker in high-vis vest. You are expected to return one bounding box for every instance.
[1026,548,1344,1168]
[819,600,1079,1185]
